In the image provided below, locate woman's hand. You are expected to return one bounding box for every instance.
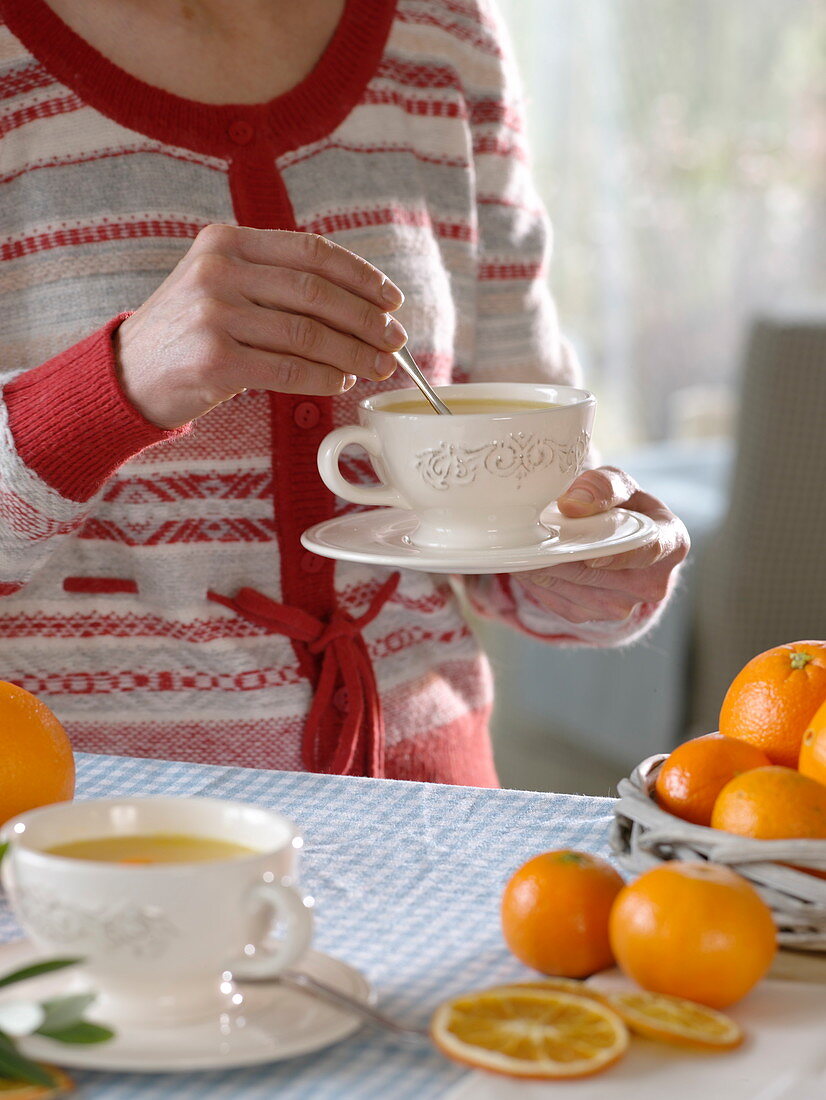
[513,466,690,624]
[115,224,406,428]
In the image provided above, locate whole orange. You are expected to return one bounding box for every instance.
[798,696,826,787]
[711,765,826,839]
[501,850,624,978]
[654,733,771,826]
[719,640,826,768]
[0,682,75,825]
[609,862,776,1008]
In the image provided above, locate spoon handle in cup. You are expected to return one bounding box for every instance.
[393,348,452,416]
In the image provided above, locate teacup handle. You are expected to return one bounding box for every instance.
[317,426,406,509]
[232,881,314,978]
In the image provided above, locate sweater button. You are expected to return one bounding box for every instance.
[228,120,254,145]
[300,552,324,574]
[333,687,349,712]
[293,401,320,429]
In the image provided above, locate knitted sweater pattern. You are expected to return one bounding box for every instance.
[0,0,654,783]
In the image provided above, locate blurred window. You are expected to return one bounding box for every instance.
[498,0,825,446]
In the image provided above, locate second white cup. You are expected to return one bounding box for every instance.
[1,797,313,1025]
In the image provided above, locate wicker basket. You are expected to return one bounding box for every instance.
[610,754,826,951]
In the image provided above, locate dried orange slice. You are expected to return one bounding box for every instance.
[430,986,629,1079]
[605,990,743,1050]
[0,1068,73,1097]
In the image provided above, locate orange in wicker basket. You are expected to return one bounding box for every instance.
[711,765,826,840]
[799,697,826,786]
[719,640,826,768]
[654,733,771,826]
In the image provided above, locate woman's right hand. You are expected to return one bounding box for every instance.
[114,224,407,429]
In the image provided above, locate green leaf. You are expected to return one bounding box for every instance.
[0,843,8,865]
[37,1020,115,1044]
[0,1032,55,1087]
[0,958,81,990]
[37,993,96,1033]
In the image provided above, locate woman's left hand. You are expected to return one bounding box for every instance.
[513,466,690,625]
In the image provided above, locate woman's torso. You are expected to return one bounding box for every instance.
[0,0,501,782]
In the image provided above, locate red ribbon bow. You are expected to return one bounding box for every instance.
[207,571,400,777]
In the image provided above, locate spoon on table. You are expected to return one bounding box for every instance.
[393,345,452,416]
[235,967,430,1046]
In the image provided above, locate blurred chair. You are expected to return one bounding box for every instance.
[479,311,826,792]
[688,312,826,735]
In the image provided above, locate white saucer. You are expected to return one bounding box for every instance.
[0,939,370,1073]
[301,504,658,574]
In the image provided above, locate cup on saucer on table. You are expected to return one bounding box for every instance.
[0,797,313,1026]
[317,381,595,551]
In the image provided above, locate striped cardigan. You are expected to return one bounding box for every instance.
[0,0,655,784]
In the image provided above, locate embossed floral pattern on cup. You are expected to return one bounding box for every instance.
[415,430,590,490]
[15,885,179,959]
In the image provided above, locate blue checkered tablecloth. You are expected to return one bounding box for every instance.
[0,754,617,1099]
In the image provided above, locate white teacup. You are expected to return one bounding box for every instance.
[0,797,313,1025]
[318,382,595,550]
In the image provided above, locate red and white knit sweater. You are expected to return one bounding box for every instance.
[0,0,657,785]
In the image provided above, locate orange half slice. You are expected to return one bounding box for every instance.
[430,986,629,1079]
[605,990,743,1051]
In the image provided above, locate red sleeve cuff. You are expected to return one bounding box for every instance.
[3,314,188,502]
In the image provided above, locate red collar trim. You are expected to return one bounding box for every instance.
[0,0,397,157]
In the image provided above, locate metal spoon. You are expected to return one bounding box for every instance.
[393,346,452,415]
[236,967,430,1046]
